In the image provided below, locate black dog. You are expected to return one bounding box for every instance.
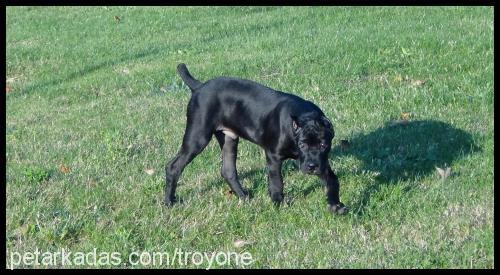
[165,64,347,214]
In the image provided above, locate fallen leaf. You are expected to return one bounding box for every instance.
[59,164,71,174]
[114,15,121,22]
[160,86,169,93]
[400,112,411,121]
[144,168,155,175]
[436,166,451,180]
[6,77,19,83]
[401,47,412,56]
[17,224,30,237]
[410,79,425,86]
[233,239,252,248]
[6,85,12,93]
[87,179,97,188]
[224,190,235,197]
[394,74,403,83]
[340,140,350,149]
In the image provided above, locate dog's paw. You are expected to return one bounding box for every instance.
[240,189,250,198]
[163,197,176,207]
[328,203,349,215]
[270,192,284,206]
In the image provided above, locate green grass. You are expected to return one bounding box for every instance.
[6,7,493,268]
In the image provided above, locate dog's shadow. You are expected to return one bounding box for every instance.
[331,119,481,215]
[201,120,480,213]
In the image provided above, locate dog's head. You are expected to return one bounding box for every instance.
[292,113,334,175]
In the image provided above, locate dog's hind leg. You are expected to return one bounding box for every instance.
[214,131,248,198]
[164,125,212,206]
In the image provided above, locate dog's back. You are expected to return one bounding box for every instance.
[166,63,347,215]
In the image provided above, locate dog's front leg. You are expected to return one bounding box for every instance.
[320,165,348,215]
[265,152,284,205]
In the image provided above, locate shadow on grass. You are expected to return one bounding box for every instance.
[16,47,162,96]
[198,169,264,199]
[331,119,481,216]
[202,157,312,200]
[195,120,479,211]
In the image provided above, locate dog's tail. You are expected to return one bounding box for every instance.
[177,63,202,92]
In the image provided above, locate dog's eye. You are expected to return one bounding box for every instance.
[298,142,307,149]
[320,143,327,150]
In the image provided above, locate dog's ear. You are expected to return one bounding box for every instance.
[321,116,333,131]
[291,115,300,132]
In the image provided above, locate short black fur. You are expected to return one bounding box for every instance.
[165,64,347,215]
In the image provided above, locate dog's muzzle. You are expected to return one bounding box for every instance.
[300,161,321,175]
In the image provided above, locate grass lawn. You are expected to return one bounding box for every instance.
[6,6,493,268]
